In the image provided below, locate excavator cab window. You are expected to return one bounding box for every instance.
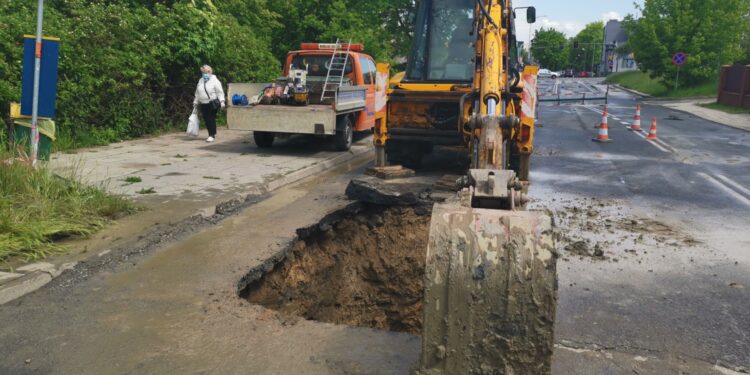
[405,0,475,82]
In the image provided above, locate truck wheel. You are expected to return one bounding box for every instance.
[335,115,353,151]
[254,131,275,148]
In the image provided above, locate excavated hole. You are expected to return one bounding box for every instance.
[242,204,430,334]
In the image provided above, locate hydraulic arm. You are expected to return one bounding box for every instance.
[417,2,557,374]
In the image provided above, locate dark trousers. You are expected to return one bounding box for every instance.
[200,103,218,137]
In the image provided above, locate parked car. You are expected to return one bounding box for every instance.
[538,69,559,79]
[562,69,575,78]
[578,71,590,78]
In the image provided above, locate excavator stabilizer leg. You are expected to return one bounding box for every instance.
[419,201,557,375]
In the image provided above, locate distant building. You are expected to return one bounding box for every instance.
[600,20,638,75]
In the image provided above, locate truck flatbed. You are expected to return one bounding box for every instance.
[227,83,366,136]
[228,104,337,135]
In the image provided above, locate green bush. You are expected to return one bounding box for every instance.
[622,0,750,87]
[0,0,418,150]
[0,0,281,149]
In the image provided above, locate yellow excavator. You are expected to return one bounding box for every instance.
[374,1,557,373]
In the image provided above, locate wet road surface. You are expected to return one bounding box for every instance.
[536,77,750,373]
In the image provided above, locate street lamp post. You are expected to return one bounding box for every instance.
[591,44,597,75]
[31,0,44,165]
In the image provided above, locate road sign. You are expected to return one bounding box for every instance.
[672,52,687,66]
[672,52,687,90]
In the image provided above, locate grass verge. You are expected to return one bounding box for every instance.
[606,71,718,98]
[0,149,138,262]
[698,102,750,114]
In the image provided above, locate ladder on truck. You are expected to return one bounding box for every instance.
[320,39,352,103]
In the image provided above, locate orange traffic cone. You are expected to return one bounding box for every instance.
[646,118,658,140]
[595,106,607,128]
[593,110,612,142]
[630,104,642,131]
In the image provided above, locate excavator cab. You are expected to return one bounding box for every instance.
[381,0,476,168]
[405,0,475,83]
[383,0,534,180]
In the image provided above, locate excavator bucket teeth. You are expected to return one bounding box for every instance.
[419,201,557,375]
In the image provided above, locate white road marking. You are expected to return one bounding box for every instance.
[632,130,671,152]
[644,133,678,153]
[620,121,630,125]
[714,174,750,197]
[580,105,608,116]
[599,105,638,109]
[698,172,750,207]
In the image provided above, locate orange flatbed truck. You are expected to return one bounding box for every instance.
[227,43,389,151]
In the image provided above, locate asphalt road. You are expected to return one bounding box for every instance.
[535,77,750,373]
[0,78,747,374]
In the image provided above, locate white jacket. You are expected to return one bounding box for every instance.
[193,75,226,106]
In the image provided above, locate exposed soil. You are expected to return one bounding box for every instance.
[243,205,430,334]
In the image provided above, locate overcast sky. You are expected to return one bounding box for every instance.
[513,0,643,46]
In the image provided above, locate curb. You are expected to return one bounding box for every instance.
[194,138,374,217]
[0,271,53,305]
[610,84,652,98]
[267,142,373,192]
[0,140,374,305]
[0,262,78,305]
[642,95,716,102]
[611,84,715,102]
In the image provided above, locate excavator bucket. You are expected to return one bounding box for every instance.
[418,201,557,375]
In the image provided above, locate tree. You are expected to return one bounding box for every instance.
[530,28,568,70]
[568,22,603,73]
[0,0,419,147]
[266,0,417,64]
[740,8,750,64]
[0,0,280,146]
[622,0,750,86]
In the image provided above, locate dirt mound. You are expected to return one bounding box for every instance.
[244,206,430,334]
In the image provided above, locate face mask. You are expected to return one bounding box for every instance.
[202,73,210,81]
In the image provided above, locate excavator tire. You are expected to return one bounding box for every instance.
[418,201,557,375]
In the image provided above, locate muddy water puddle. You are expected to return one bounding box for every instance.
[241,205,430,334]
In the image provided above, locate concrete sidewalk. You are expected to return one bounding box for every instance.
[652,99,750,132]
[51,129,373,199]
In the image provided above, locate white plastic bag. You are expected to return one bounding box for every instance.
[186,113,199,137]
